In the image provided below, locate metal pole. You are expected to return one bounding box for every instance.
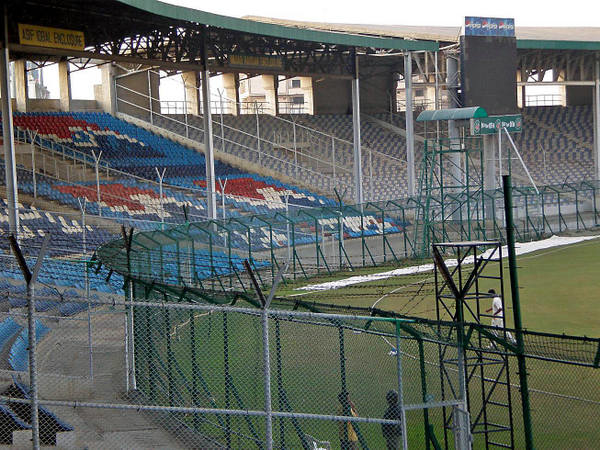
[395,321,408,450]
[502,175,534,450]
[434,51,440,140]
[293,119,298,177]
[256,108,261,165]
[92,150,102,216]
[1,7,19,238]
[8,235,49,450]
[262,306,273,450]
[183,77,189,138]
[595,55,600,181]
[79,198,93,380]
[219,89,225,149]
[369,147,373,201]
[351,50,364,204]
[30,130,38,199]
[201,66,217,220]
[147,70,153,125]
[124,309,129,392]
[26,282,40,449]
[155,167,166,228]
[404,51,416,197]
[498,126,503,178]
[285,195,291,262]
[331,136,336,182]
[218,178,228,220]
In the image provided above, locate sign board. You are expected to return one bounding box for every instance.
[229,54,283,70]
[471,114,522,135]
[18,24,85,51]
[464,17,515,37]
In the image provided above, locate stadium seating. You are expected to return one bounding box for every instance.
[11,112,334,210]
[8,319,51,372]
[518,106,594,183]
[0,196,117,258]
[4,378,74,446]
[0,317,22,356]
[0,403,30,444]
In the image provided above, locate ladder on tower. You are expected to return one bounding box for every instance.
[433,242,516,450]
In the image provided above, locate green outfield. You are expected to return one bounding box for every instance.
[279,237,600,337]
[153,236,600,449]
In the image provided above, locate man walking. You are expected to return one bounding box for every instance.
[382,390,403,449]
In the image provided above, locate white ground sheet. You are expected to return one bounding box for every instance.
[296,234,600,292]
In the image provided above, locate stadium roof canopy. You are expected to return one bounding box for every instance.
[4,0,437,77]
[245,17,600,51]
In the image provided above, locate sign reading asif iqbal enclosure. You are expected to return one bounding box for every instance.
[471,114,522,135]
[228,54,283,70]
[18,24,85,51]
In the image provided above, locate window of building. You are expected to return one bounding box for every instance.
[292,95,304,104]
[291,79,301,88]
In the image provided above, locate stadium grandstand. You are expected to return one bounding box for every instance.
[0,0,599,448]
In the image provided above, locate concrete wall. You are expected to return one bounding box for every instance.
[20,98,99,112]
[312,77,352,115]
[312,59,396,115]
[359,70,395,114]
[14,60,28,112]
[566,86,593,106]
[115,70,160,121]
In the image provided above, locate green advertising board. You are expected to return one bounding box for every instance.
[470,114,522,135]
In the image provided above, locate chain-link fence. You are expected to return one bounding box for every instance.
[0,287,595,449]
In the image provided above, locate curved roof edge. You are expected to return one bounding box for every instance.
[517,39,600,50]
[417,107,488,122]
[116,0,439,51]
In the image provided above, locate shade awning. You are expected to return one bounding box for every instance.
[416,107,488,122]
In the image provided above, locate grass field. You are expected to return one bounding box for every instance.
[146,235,600,449]
[278,237,600,337]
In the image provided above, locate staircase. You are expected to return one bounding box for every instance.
[13,143,101,183]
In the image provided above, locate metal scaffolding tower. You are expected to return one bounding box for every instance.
[433,241,515,450]
[415,137,486,256]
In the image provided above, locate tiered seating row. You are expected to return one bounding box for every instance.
[8,320,50,372]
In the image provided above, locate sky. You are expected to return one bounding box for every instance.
[38,0,581,100]
[164,0,599,27]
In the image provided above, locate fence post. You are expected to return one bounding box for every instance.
[502,175,534,450]
[8,234,50,450]
[332,136,336,183]
[92,150,103,216]
[244,260,275,449]
[155,167,166,228]
[218,178,228,221]
[262,306,273,450]
[78,198,93,380]
[29,130,38,199]
[395,321,409,450]
[256,108,261,165]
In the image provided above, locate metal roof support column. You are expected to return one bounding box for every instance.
[404,51,416,197]
[352,50,364,204]
[1,6,19,238]
[446,56,463,188]
[594,55,600,181]
[201,28,217,220]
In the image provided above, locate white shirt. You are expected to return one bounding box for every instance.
[491,296,504,327]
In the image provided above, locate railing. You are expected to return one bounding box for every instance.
[115,84,358,198]
[121,71,408,201]
[525,94,563,107]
